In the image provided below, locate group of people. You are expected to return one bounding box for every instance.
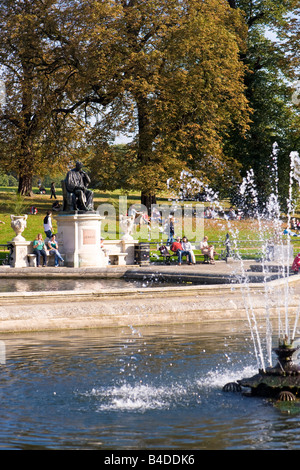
[32,210,64,267]
[170,236,195,265]
[169,235,216,265]
[33,233,64,267]
[204,207,218,219]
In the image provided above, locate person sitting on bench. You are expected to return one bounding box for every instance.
[171,237,192,265]
[32,233,47,267]
[200,236,215,264]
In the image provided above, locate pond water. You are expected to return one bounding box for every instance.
[0,322,299,450]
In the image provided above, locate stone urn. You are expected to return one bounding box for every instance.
[10,214,28,241]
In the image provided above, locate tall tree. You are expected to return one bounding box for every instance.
[0,0,85,195]
[225,0,300,206]
[277,4,300,73]
[50,0,251,210]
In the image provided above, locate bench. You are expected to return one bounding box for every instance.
[27,240,65,267]
[157,253,210,265]
[155,249,194,265]
[103,250,128,266]
[158,252,177,265]
[153,245,211,265]
[27,252,61,267]
[202,254,210,263]
[28,250,127,267]
[108,252,127,266]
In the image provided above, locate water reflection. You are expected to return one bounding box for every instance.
[0,277,220,293]
[0,278,136,293]
[0,323,299,449]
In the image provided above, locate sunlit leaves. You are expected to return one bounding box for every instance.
[81,0,251,195]
[0,0,88,194]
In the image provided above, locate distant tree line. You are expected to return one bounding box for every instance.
[0,171,18,187]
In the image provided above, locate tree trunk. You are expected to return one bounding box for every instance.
[136,96,158,214]
[141,192,157,215]
[18,133,34,196]
[227,0,236,8]
[18,150,34,196]
[18,173,33,196]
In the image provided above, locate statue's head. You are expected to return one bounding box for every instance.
[75,161,83,171]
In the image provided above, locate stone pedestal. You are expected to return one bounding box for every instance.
[10,240,31,268]
[121,239,138,265]
[55,212,106,267]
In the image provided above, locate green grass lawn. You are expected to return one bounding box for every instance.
[0,186,146,245]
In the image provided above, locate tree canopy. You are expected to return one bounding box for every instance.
[0,0,87,195]
[224,0,300,206]
[0,0,298,208]
[50,0,252,208]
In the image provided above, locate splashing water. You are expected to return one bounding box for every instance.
[79,364,259,413]
[202,143,300,372]
[86,383,192,412]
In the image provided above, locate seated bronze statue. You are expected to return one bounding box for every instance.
[62,161,94,212]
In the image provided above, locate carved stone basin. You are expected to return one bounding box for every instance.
[223,340,300,401]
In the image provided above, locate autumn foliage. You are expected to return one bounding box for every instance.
[0,0,298,208]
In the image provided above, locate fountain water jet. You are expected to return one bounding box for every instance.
[222,145,300,402]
